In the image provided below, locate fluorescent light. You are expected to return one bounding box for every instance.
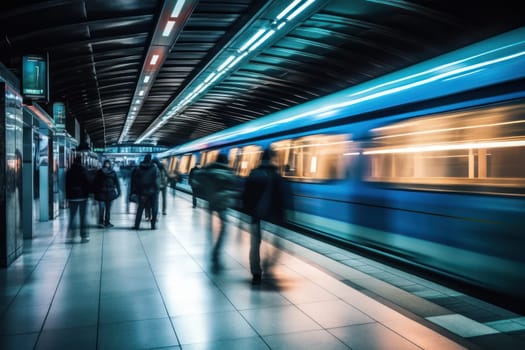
[276,0,301,20]
[217,55,236,72]
[162,20,175,37]
[227,52,248,69]
[248,30,275,52]
[135,100,140,104]
[138,90,144,96]
[133,107,137,111]
[144,75,151,83]
[204,72,216,83]
[150,54,160,65]
[209,69,227,84]
[277,22,286,30]
[171,0,185,17]
[239,29,266,52]
[287,0,316,21]
[193,82,205,94]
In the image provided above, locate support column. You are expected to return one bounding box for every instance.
[39,127,50,221]
[50,131,59,218]
[0,82,24,266]
[23,110,34,238]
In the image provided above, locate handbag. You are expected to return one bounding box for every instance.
[110,188,119,200]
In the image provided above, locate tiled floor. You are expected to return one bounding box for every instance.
[0,189,516,349]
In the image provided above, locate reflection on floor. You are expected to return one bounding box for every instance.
[0,190,518,349]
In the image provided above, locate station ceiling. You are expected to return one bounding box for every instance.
[1,0,523,148]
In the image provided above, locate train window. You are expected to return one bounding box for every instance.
[177,154,192,175]
[236,145,262,177]
[229,148,240,170]
[188,154,197,172]
[272,134,353,182]
[168,156,179,174]
[364,102,525,194]
[201,149,219,166]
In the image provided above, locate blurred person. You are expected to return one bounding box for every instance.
[126,164,138,213]
[173,169,182,194]
[188,163,202,208]
[242,148,289,284]
[153,158,170,215]
[131,154,160,229]
[65,155,91,243]
[94,159,121,228]
[202,154,240,269]
[119,164,132,212]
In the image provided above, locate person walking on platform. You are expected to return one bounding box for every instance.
[242,148,289,284]
[188,163,202,208]
[153,158,170,215]
[120,164,134,213]
[94,159,120,228]
[201,154,240,270]
[65,155,91,243]
[131,154,160,230]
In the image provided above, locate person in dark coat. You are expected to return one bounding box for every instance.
[242,148,289,284]
[131,154,160,229]
[188,163,201,208]
[201,154,240,269]
[66,155,91,243]
[94,159,121,228]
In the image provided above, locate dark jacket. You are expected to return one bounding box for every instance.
[66,162,90,200]
[202,162,240,212]
[189,166,202,192]
[94,167,121,201]
[242,162,288,223]
[132,159,160,196]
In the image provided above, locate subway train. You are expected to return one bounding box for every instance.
[159,27,525,303]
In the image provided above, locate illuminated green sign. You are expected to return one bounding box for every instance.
[53,102,65,128]
[22,54,49,100]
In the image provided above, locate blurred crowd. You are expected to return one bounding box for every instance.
[66,147,290,285]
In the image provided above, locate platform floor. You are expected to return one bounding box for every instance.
[1,188,524,349]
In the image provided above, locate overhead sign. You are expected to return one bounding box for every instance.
[22,54,49,101]
[53,102,65,129]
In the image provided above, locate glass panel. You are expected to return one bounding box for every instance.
[238,145,262,177]
[272,134,352,181]
[188,154,197,171]
[201,149,220,166]
[364,101,525,191]
[177,155,191,174]
[229,148,239,170]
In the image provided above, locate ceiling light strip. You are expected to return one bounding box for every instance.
[171,0,185,18]
[276,0,302,20]
[248,30,275,52]
[287,0,317,21]
[136,0,324,144]
[239,28,267,52]
[163,21,176,37]
[118,0,198,144]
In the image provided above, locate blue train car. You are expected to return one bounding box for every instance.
[159,27,525,301]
